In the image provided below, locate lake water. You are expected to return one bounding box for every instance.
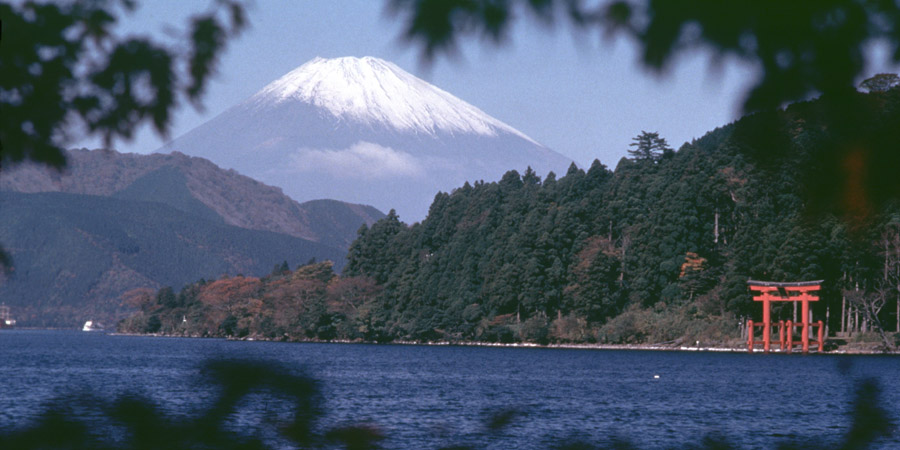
[0,330,897,449]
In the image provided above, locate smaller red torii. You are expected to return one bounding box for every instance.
[747,280,825,354]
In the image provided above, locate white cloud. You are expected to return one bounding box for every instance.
[290,141,424,180]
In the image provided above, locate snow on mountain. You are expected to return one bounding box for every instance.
[254,57,539,144]
[162,56,573,221]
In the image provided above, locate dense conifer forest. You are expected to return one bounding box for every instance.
[120,89,900,348]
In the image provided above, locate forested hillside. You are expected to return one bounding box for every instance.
[0,192,345,327]
[124,89,900,346]
[0,149,386,327]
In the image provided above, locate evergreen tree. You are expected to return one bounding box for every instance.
[628,131,671,162]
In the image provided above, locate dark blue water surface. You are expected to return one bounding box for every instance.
[1,330,897,449]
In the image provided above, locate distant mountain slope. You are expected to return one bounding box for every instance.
[113,165,225,224]
[161,56,573,221]
[299,199,385,250]
[0,148,384,250]
[0,192,346,328]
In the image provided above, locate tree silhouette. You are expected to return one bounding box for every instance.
[1,0,245,169]
[389,0,900,114]
[0,0,246,270]
[628,131,670,162]
[860,73,900,93]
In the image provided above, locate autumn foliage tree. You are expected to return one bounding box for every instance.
[119,261,385,341]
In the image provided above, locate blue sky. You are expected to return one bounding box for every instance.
[85,0,895,171]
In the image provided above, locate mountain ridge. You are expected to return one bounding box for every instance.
[0,148,384,250]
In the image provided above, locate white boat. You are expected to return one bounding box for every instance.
[0,305,15,328]
[82,320,104,332]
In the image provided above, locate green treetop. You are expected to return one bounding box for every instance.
[628,131,671,162]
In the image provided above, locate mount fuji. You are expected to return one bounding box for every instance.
[162,56,573,221]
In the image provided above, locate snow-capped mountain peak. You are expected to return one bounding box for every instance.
[163,55,573,221]
[252,56,538,144]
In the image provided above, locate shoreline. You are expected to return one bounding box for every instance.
[101,331,900,355]
[377,340,900,355]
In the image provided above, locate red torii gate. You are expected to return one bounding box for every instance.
[747,280,825,353]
